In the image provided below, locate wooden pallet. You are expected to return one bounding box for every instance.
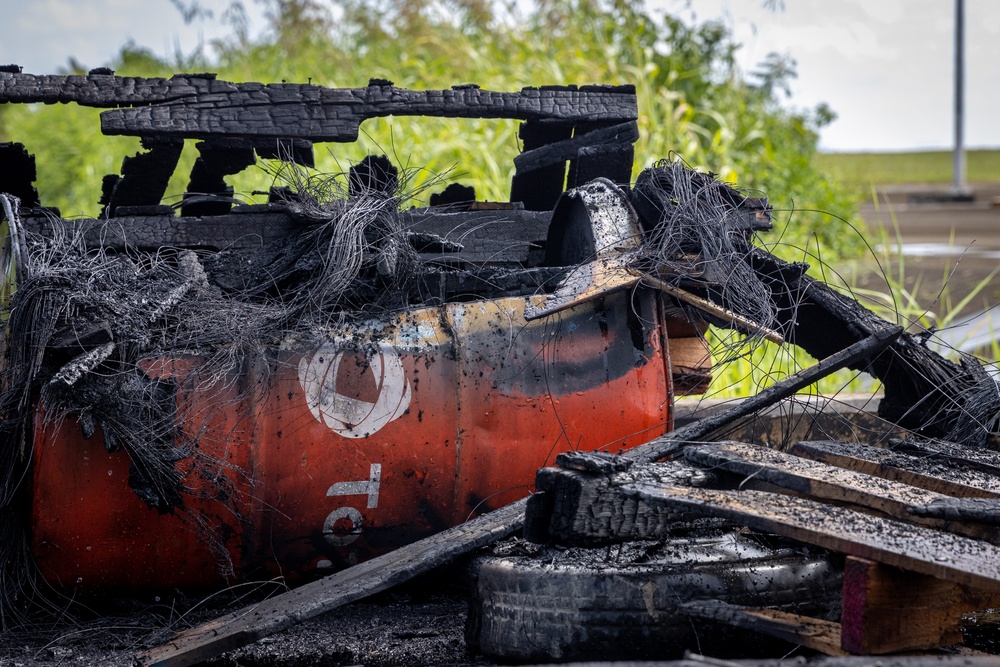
[529,438,1000,656]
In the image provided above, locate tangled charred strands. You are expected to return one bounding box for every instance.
[630,160,776,338]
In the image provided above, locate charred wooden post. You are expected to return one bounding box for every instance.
[181,141,256,217]
[841,556,1000,654]
[99,137,182,217]
[746,247,997,445]
[0,142,39,208]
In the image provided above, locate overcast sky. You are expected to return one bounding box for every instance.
[2,0,998,152]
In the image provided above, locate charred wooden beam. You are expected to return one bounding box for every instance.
[789,440,1000,498]
[746,247,996,444]
[0,73,637,141]
[841,556,1000,654]
[510,120,574,211]
[99,137,182,217]
[512,121,638,175]
[20,206,551,260]
[0,142,39,208]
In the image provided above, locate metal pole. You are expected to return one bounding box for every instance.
[953,0,968,196]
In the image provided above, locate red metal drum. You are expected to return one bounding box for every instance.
[31,290,672,591]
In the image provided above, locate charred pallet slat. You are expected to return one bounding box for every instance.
[0,73,637,141]
[789,440,1000,498]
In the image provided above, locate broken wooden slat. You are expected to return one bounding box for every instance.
[141,500,525,667]
[746,247,994,443]
[0,73,637,141]
[641,274,784,344]
[841,556,1000,654]
[622,484,1000,593]
[624,327,903,461]
[684,441,1000,543]
[790,440,1000,499]
[891,438,1000,478]
[512,121,639,173]
[909,497,1000,525]
[679,600,846,656]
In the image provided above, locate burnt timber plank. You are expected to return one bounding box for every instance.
[20,207,551,264]
[684,441,1000,543]
[841,556,1000,655]
[22,210,296,251]
[790,440,1000,499]
[141,500,525,667]
[513,121,639,173]
[622,484,1000,593]
[0,73,636,141]
[679,600,846,656]
[746,247,994,442]
[891,438,1000,478]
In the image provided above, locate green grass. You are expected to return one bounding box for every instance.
[816,148,1000,186]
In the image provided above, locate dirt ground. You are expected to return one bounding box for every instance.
[0,567,482,667]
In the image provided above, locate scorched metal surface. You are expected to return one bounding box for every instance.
[31,290,671,590]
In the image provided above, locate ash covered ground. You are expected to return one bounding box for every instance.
[0,567,484,667]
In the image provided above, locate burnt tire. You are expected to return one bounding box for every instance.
[468,530,841,662]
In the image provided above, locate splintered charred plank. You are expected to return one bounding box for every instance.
[790,440,1000,499]
[678,600,846,656]
[141,500,526,667]
[0,74,637,140]
[622,484,1000,593]
[402,208,550,266]
[841,556,1000,654]
[21,210,297,251]
[890,438,1000,478]
[684,442,1000,543]
[909,497,1000,525]
[623,327,902,462]
[746,247,991,442]
[513,121,639,174]
[532,455,716,544]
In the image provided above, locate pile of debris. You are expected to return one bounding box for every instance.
[1,69,999,665]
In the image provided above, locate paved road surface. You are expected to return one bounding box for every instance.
[852,182,1000,354]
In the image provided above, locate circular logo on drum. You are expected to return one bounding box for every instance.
[298,342,411,438]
